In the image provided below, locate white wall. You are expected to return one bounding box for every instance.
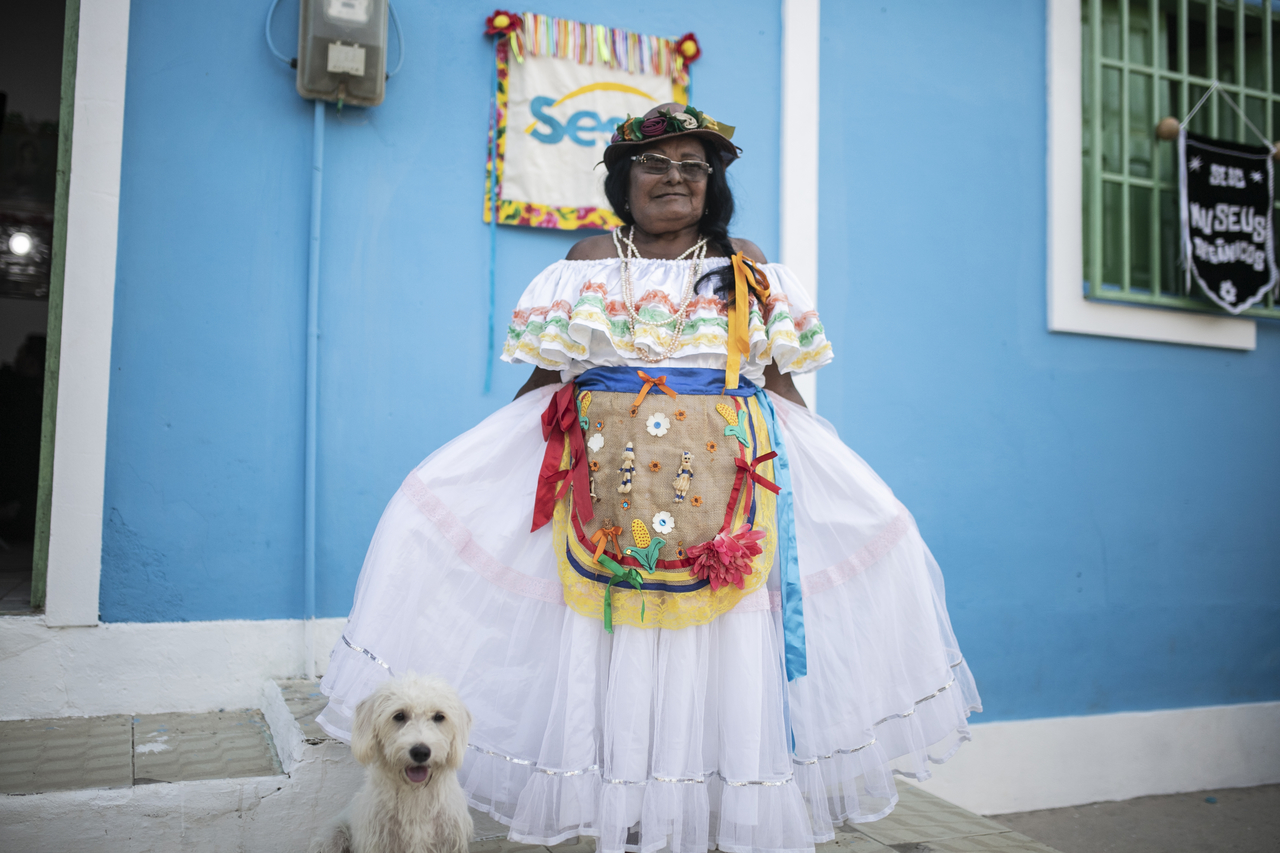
[909,701,1280,814]
[0,616,345,720]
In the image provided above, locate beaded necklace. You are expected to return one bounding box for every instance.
[613,226,708,364]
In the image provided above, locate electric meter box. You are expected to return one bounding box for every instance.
[296,0,388,106]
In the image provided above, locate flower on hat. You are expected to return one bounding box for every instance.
[640,116,668,137]
[485,10,523,35]
[676,33,701,63]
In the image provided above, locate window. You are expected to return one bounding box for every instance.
[1082,0,1280,319]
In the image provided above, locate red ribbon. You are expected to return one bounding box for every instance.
[532,383,594,532]
[723,451,780,531]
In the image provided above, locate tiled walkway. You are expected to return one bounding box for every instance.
[471,787,1062,852]
[0,683,1062,852]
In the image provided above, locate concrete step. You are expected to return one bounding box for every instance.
[0,708,281,794]
[0,681,1062,853]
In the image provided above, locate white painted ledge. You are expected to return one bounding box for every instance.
[45,0,133,626]
[0,616,347,721]
[910,701,1280,814]
[1046,0,1256,351]
[3,616,1277,816]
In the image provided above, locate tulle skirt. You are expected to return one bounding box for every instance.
[317,385,980,853]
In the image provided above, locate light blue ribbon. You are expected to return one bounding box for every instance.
[483,43,499,395]
[755,390,806,681]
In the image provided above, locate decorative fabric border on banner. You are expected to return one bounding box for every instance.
[511,13,692,86]
[483,13,695,232]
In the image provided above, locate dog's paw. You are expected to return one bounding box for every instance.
[308,822,353,853]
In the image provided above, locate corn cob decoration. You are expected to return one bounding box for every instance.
[625,519,665,574]
[577,390,592,433]
[717,401,750,448]
[631,518,650,548]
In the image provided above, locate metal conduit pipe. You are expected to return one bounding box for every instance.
[304,99,324,679]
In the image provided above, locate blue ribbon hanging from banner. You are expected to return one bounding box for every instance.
[754,389,806,681]
[484,42,500,394]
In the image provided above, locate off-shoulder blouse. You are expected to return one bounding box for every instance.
[501,257,832,384]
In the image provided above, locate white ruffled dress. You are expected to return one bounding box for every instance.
[317,258,981,853]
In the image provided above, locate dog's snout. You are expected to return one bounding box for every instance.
[409,744,431,764]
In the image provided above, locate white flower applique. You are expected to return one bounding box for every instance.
[588,433,605,453]
[646,413,670,437]
[652,511,676,534]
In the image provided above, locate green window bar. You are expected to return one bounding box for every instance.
[1083,0,1280,318]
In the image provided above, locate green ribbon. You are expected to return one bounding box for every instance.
[598,554,644,633]
[624,537,666,574]
[724,421,750,448]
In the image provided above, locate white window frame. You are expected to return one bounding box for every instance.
[1046,0,1256,350]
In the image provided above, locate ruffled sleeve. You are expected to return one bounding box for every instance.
[758,263,834,374]
[501,260,595,371]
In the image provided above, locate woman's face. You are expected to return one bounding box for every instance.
[627,137,710,235]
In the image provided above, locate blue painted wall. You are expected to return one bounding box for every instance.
[102,0,1280,721]
[102,0,780,618]
[817,1,1280,720]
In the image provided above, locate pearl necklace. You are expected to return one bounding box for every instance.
[613,226,708,364]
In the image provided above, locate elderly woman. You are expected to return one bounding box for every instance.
[318,103,979,853]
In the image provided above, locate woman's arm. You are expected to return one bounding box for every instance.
[762,362,807,408]
[514,367,563,400]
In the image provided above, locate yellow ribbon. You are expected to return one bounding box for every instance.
[725,252,771,389]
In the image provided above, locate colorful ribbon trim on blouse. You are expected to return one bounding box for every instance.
[755,389,807,681]
[532,383,594,532]
[725,252,772,391]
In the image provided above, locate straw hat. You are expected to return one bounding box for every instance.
[602,103,739,170]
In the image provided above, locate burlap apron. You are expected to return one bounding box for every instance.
[534,367,780,631]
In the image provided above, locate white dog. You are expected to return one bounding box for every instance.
[311,675,473,853]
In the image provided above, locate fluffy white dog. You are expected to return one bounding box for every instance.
[311,675,473,853]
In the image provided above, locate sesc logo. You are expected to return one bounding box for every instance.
[523,82,657,148]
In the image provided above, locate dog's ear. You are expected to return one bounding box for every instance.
[350,688,388,765]
[446,698,472,771]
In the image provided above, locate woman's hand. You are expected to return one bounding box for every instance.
[514,367,563,400]
[762,363,806,408]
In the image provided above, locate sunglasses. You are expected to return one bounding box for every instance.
[631,153,714,182]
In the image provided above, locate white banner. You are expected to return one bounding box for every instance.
[505,55,675,212]
[484,15,690,230]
